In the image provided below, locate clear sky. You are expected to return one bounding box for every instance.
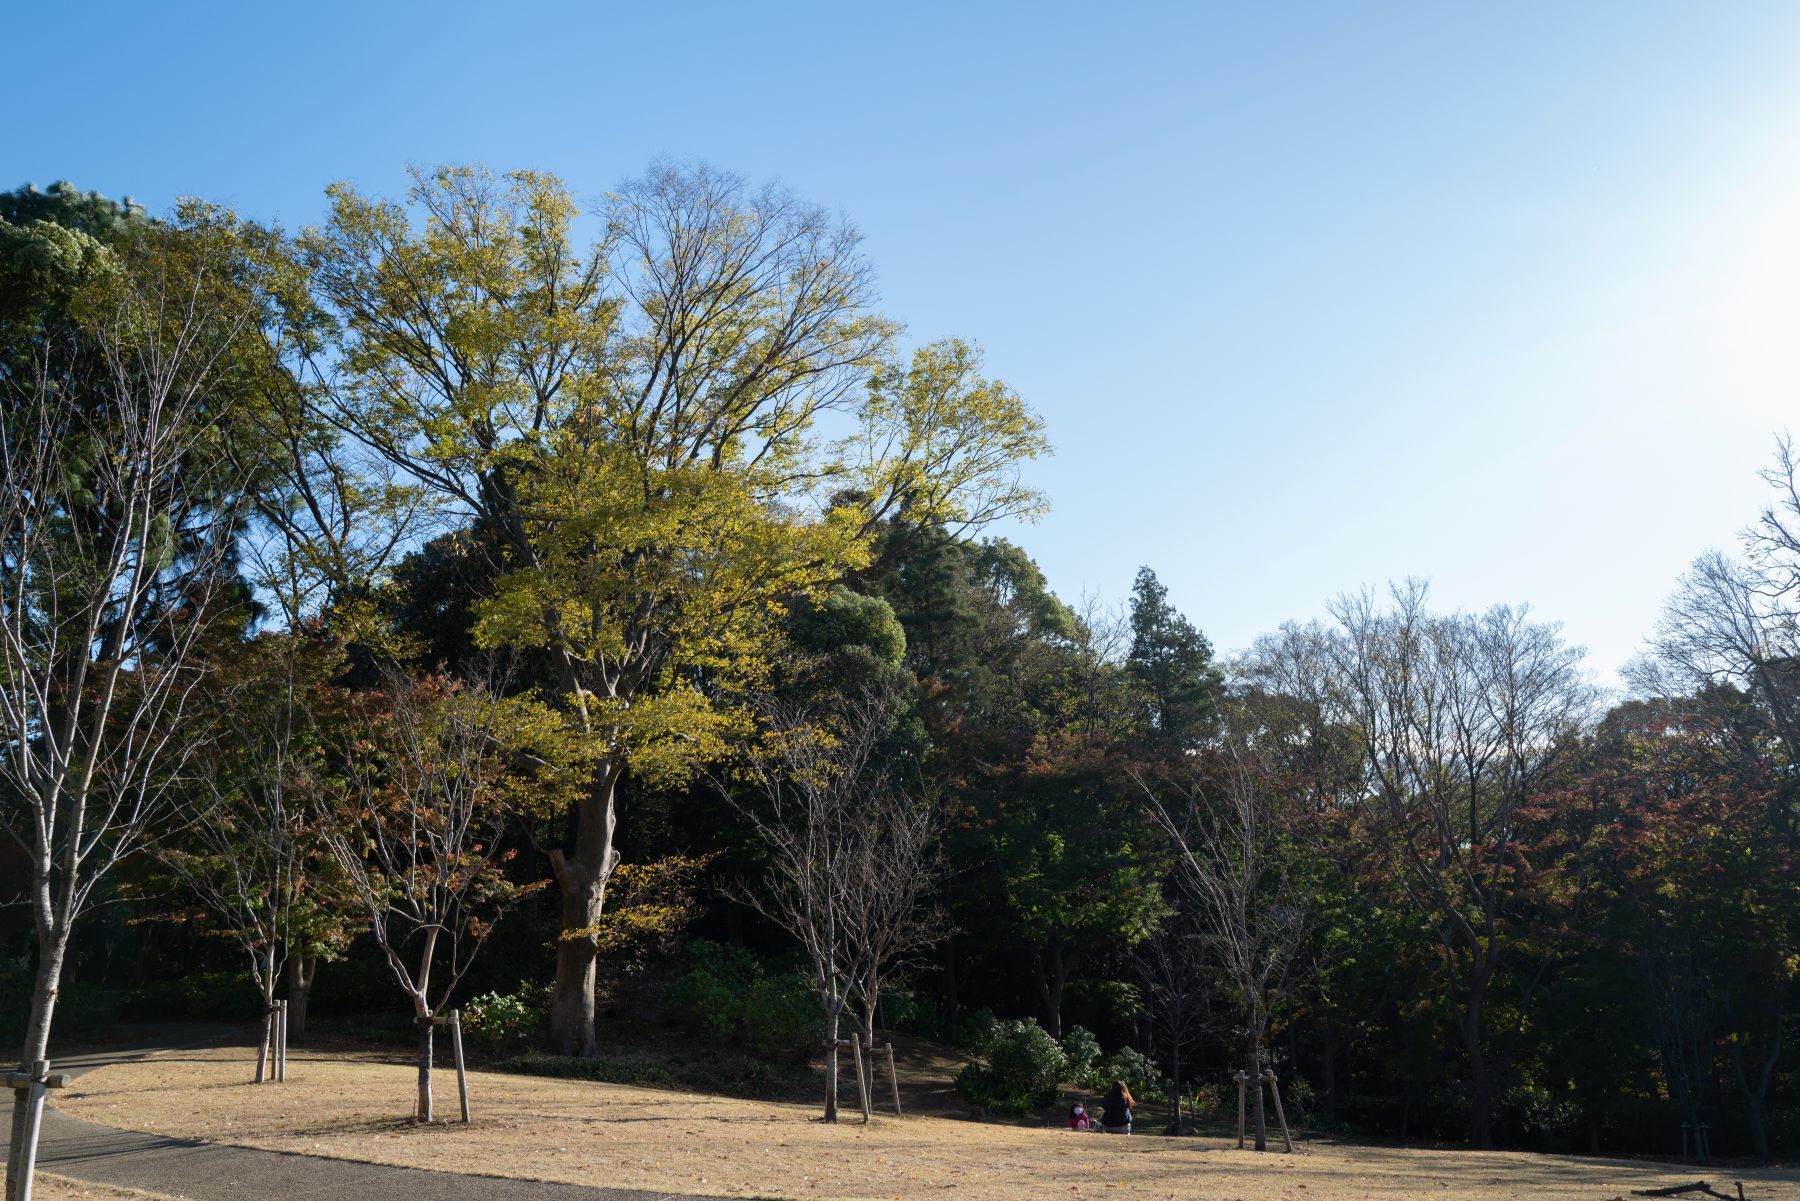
[15,1,1800,685]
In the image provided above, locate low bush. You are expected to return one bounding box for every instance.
[667,941,817,1064]
[953,1006,1000,1054]
[1060,1025,1101,1085]
[461,984,548,1054]
[1097,1046,1166,1103]
[954,1017,1065,1115]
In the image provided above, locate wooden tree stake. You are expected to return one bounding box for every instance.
[1234,1071,1248,1149]
[1264,1070,1294,1153]
[884,1042,903,1117]
[849,1038,871,1121]
[450,1009,470,1123]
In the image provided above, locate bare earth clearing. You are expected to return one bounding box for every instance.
[59,1047,1798,1201]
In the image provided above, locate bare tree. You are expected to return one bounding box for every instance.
[1632,438,1800,832]
[157,635,356,1072]
[1256,581,1593,1148]
[844,780,947,1089]
[0,227,264,1197]
[726,687,933,1121]
[1141,736,1318,1151]
[314,674,541,1121]
[1134,910,1211,1133]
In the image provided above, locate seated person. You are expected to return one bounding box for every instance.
[1100,1081,1134,1134]
[1068,1102,1092,1130]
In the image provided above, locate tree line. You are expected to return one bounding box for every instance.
[0,167,1793,1189]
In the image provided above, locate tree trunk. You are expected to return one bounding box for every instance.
[285,954,317,1043]
[254,944,278,1083]
[416,1017,435,1123]
[1730,1032,1779,1162]
[254,989,275,1084]
[823,1003,841,1123]
[943,937,960,1026]
[1034,937,1074,1039]
[1318,1026,1338,1124]
[1169,1044,1182,1133]
[546,768,621,1058]
[7,931,69,1201]
[1463,1006,1495,1150]
[860,999,878,1104]
[1249,1044,1267,1152]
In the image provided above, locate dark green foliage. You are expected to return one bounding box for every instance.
[499,1049,805,1099]
[0,958,119,1047]
[1060,1025,1102,1083]
[1126,566,1221,754]
[1096,1046,1166,1103]
[667,941,818,1064]
[119,972,263,1022]
[954,1017,1066,1114]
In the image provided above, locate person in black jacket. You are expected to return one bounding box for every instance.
[1100,1081,1134,1133]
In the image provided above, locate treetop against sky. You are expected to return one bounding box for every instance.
[15,0,1800,681]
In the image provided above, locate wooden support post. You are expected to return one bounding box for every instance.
[1264,1070,1294,1153]
[276,1000,288,1083]
[884,1042,903,1117]
[450,1009,470,1123]
[1235,1071,1248,1148]
[849,1038,871,1121]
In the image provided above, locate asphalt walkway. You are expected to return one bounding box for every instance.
[5,1026,681,1200]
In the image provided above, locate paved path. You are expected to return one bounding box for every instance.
[6,1026,681,1200]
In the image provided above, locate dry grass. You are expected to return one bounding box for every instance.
[32,1175,181,1200]
[60,1046,1799,1201]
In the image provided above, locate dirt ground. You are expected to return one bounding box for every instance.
[58,1046,1799,1201]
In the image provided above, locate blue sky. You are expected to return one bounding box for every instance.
[16,1,1800,684]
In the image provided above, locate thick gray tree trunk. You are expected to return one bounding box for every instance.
[547,769,621,1058]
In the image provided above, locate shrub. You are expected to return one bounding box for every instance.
[955,1017,1066,1115]
[742,973,818,1062]
[954,1006,1000,1055]
[668,941,760,1043]
[667,941,818,1065]
[1060,1025,1102,1085]
[461,984,547,1053]
[1098,1046,1166,1103]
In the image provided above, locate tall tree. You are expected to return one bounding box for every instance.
[1142,717,1324,1151]
[0,188,280,1199]
[1127,566,1222,756]
[1255,581,1594,1147]
[155,633,357,1073]
[301,164,1047,1055]
[725,687,922,1121]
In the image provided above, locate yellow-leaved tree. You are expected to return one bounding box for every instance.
[300,162,1048,1055]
